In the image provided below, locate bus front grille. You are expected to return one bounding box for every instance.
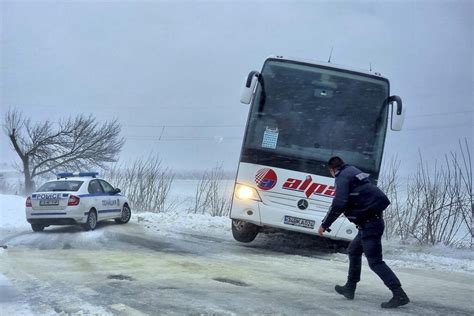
[259,191,331,214]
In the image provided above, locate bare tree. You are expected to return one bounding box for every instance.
[378,156,405,240]
[381,141,472,247]
[452,139,473,247]
[104,154,176,213]
[3,109,124,193]
[190,164,232,217]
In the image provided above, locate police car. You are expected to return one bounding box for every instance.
[25,172,131,232]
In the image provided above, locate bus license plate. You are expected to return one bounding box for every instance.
[40,200,59,206]
[284,216,315,229]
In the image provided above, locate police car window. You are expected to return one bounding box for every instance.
[88,180,104,194]
[99,180,115,193]
[37,181,83,192]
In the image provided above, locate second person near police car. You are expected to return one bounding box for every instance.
[318,156,410,309]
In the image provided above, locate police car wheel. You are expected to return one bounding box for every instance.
[115,205,131,224]
[31,224,45,232]
[231,219,260,243]
[84,210,97,231]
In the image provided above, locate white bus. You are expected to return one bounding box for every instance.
[230,55,404,243]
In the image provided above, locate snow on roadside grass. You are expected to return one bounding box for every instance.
[0,194,29,231]
[383,239,474,274]
[132,211,232,239]
[386,251,473,274]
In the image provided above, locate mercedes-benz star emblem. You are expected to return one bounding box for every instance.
[297,199,309,210]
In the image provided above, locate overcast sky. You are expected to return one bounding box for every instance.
[1,0,472,176]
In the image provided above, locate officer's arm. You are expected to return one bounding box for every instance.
[321,176,350,230]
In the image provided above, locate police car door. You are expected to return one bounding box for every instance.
[99,179,121,219]
[88,179,105,219]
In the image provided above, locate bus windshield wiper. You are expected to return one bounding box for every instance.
[257,75,266,115]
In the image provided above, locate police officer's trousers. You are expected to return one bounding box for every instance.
[347,218,401,290]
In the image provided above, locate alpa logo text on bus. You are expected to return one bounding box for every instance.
[282,175,335,198]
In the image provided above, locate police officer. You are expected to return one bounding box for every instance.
[318,156,410,308]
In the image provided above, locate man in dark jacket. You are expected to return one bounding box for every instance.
[318,156,410,308]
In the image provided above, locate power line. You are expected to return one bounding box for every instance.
[123,112,473,131]
[407,110,473,119]
[403,122,473,131]
[126,135,243,141]
[124,121,472,141]
[125,124,244,128]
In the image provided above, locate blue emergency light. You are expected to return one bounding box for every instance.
[57,172,99,179]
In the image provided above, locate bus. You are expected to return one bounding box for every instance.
[230,55,404,243]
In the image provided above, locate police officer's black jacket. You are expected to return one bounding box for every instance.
[321,164,390,229]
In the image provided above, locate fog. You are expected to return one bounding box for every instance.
[1,0,472,176]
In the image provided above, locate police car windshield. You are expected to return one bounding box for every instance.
[37,181,84,192]
[242,59,389,180]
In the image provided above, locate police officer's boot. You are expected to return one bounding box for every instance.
[381,287,410,308]
[335,281,356,300]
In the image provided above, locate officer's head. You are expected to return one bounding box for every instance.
[327,156,344,177]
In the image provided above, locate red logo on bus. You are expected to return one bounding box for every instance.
[255,168,277,190]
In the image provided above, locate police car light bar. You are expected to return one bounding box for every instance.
[57,172,99,179]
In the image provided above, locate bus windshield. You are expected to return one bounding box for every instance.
[241,59,390,179]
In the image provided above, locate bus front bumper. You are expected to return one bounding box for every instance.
[230,198,356,241]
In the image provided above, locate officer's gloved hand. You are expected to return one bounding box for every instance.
[318,226,331,236]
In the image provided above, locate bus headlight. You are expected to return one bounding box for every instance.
[235,184,261,201]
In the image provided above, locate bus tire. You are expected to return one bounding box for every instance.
[31,224,45,232]
[232,219,259,243]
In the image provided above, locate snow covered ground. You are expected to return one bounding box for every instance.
[1,193,473,315]
[0,272,44,316]
[0,194,31,231]
[2,193,472,274]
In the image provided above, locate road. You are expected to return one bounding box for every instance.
[0,222,473,315]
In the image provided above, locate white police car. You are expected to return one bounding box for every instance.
[25,172,131,232]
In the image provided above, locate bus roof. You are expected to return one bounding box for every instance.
[265,55,389,82]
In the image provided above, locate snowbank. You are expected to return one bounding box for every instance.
[383,239,474,274]
[0,194,29,230]
[134,211,232,239]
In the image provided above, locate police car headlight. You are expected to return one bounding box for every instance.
[235,184,261,201]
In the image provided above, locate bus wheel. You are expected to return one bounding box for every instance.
[231,219,259,243]
[31,224,45,232]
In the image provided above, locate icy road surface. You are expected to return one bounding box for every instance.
[1,222,473,316]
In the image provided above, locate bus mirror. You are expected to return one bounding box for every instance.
[240,71,260,104]
[389,95,404,131]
